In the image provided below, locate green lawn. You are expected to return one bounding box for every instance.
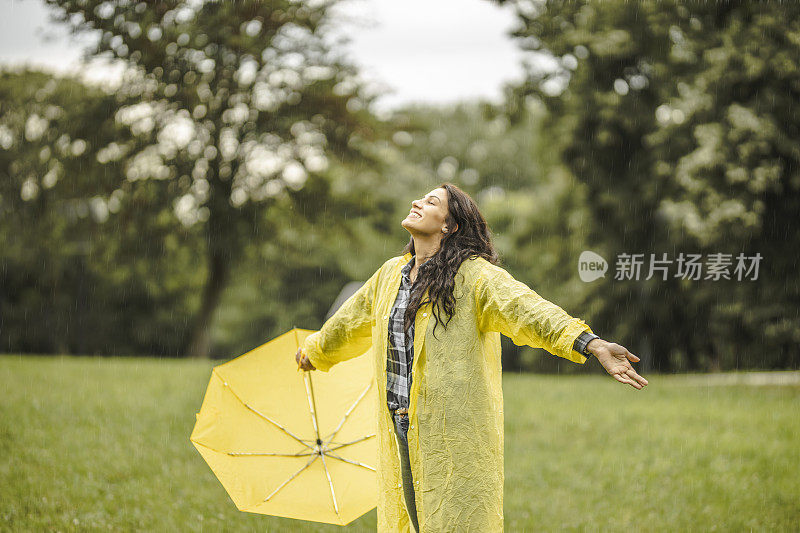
[1,356,798,532]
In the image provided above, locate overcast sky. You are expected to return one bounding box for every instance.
[0,0,528,111]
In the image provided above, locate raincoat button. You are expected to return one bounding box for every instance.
[422,312,427,317]
[410,425,414,429]
[383,315,388,320]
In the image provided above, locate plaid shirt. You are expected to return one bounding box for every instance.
[386,256,599,411]
[386,256,419,412]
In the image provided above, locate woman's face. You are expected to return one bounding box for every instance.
[401,187,452,236]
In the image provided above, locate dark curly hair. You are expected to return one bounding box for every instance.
[402,183,499,337]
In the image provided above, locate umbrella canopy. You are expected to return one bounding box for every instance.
[190,328,378,525]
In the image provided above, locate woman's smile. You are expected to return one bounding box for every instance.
[401,188,451,241]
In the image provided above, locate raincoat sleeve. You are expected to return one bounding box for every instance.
[301,265,382,372]
[474,261,595,364]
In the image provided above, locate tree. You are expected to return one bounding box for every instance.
[0,68,203,356]
[497,0,800,371]
[45,0,382,356]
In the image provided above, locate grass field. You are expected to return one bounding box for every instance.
[1,355,798,532]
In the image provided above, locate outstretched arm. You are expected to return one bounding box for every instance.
[474,261,648,389]
[475,263,647,389]
[474,261,597,364]
[298,264,383,372]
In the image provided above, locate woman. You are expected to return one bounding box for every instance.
[295,183,648,532]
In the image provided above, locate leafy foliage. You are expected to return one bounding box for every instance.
[498,0,800,371]
[36,0,384,356]
[0,69,203,356]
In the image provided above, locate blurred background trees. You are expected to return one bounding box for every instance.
[0,69,202,356]
[495,0,800,371]
[1,0,798,371]
[27,0,389,357]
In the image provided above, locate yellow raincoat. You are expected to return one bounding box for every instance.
[302,252,594,532]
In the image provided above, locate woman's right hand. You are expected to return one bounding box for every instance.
[295,347,316,371]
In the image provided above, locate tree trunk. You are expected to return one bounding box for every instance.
[185,251,230,358]
[185,140,238,359]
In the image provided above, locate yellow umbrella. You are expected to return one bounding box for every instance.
[190,328,378,526]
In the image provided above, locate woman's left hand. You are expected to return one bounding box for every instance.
[586,339,649,390]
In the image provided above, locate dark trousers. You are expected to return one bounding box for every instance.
[392,411,420,533]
